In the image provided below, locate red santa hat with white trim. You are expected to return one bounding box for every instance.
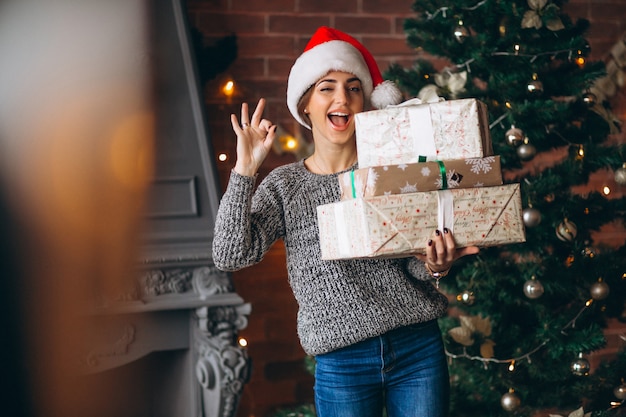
[287,26,403,129]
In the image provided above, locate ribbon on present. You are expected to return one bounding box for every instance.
[437,189,454,234]
[387,98,444,160]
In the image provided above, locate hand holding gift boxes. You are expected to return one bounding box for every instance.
[317,184,525,260]
[317,97,526,260]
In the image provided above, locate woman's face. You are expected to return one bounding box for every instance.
[305,71,364,147]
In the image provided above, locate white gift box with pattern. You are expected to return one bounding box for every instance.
[355,98,493,168]
[317,183,525,260]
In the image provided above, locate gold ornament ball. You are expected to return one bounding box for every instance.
[505,126,524,147]
[501,391,521,412]
[570,354,590,376]
[523,278,544,299]
[556,219,577,242]
[614,163,626,186]
[614,383,626,400]
[590,280,610,300]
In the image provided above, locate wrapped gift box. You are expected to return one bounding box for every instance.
[355,98,493,168]
[338,156,502,200]
[317,183,525,260]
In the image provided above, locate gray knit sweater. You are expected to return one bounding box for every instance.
[212,160,448,356]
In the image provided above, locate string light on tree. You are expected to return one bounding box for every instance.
[456,289,476,305]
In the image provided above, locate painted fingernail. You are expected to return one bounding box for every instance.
[444,228,449,234]
[435,229,441,236]
[428,239,433,246]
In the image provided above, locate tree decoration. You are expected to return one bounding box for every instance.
[523,275,544,299]
[549,407,591,417]
[582,91,597,107]
[589,278,610,301]
[570,353,591,376]
[454,20,470,43]
[501,389,521,412]
[527,73,544,94]
[456,289,476,305]
[614,380,626,400]
[523,205,542,227]
[521,0,564,31]
[505,125,524,147]
[448,315,495,358]
[614,162,626,186]
[434,70,467,98]
[517,137,537,161]
[556,218,577,242]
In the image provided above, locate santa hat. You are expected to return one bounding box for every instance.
[287,26,403,129]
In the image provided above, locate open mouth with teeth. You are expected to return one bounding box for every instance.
[328,112,350,128]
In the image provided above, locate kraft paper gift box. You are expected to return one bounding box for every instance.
[317,183,525,260]
[355,98,493,168]
[338,156,503,200]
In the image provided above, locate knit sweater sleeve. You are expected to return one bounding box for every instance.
[212,169,285,271]
[406,256,432,281]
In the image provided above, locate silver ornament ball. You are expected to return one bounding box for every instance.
[527,79,544,94]
[556,219,577,242]
[614,383,626,400]
[501,391,521,412]
[454,24,470,43]
[517,142,537,161]
[570,354,591,376]
[523,207,542,227]
[505,126,524,147]
[614,164,626,186]
[523,278,544,299]
[590,280,610,300]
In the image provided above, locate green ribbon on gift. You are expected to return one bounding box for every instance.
[419,156,447,190]
[351,169,356,199]
[437,160,447,190]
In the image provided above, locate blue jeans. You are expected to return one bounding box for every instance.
[314,320,449,417]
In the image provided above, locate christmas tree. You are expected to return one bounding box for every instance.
[385,0,626,416]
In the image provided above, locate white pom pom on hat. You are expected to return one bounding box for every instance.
[287,26,403,129]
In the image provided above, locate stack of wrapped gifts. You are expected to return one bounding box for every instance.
[317,98,526,260]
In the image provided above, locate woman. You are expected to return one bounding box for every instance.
[212,26,479,417]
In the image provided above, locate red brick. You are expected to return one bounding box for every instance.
[299,0,357,13]
[362,0,415,14]
[237,34,297,57]
[229,57,267,79]
[186,0,230,12]
[268,57,295,80]
[231,0,296,13]
[195,12,265,34]
[334,17,392,34]
[364,36,414,56]
[269,15,332,34]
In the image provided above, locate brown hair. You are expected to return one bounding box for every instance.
[296,85,314,127]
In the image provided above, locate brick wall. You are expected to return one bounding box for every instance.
[186,1,626,416]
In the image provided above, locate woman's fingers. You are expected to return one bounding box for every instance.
[250,98,265,126]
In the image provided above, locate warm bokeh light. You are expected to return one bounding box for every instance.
[218,153,228,162]
[603,186,611,195]
[238,337,248,348]
[222,79,235,97]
